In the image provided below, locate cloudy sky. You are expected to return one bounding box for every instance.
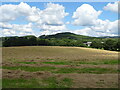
[0,2,119,37]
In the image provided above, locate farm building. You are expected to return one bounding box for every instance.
[83,42,92,47]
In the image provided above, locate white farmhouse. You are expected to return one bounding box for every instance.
[83,42,92,47]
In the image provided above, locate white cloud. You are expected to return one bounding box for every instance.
[1,22,33,32]
[12,23,33,32]
[39,3,69,25]
[0,2,69,36]
[0,2,32,22]
[0,2,118,37]
[72,4,102,26]
[38,24,67,31]
[0,2,43,23]
[27,3,69,25]
[104,2,118,13]
[73,20,118,37]
[3,29,16,35]
[0,22,12,29]
[0,2,68,25]
[35,3,69,35]
[66,21,70,24]
[38,24,68,35]
[1,22,34,36]
[40,30,64,35]
[19,32,35,36]
[90,20,118,36]
[73,28,117,37]
[71,3,118,37]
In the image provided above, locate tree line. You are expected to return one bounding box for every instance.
[1,35,120,51]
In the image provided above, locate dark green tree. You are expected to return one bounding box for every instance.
[104,39,116,50]
[91,41,103,49]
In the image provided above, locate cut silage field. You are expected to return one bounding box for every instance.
[2,46,119,88]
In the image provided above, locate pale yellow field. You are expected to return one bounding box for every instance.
[2,46,119,88]
[2,46,118,62]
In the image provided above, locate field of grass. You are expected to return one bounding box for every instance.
[2,46,119,88]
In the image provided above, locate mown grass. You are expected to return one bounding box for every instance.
[16,59,119,67]
[18,62,40,64]
[16,60,119,68]
[79,60,119,65]
[42,77,73,88]
[41,60,119,65]
[52,67,118,74]
[2,46,118,88]
[2,78,41,88]
[2,66,56,72]
[2,77,73,88]
[3,46,118,62]
[42,61,72,65]
[3,65,118,74]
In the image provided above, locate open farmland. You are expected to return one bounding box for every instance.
[2,46,119,88]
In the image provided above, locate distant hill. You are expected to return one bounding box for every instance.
[1,32,119,39]
[2,32,119,51]
[39,32,120,40]
[39,32,96,40]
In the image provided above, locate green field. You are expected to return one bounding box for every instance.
[2,46,119,88]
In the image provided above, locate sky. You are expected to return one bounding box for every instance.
[0,2,119,37]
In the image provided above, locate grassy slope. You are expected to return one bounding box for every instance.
[2,46,119,88]
[39,32,96,39]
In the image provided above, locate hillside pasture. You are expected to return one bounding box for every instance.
[2,46,119,88]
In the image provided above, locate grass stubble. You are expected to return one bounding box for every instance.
[2,46,119,88]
